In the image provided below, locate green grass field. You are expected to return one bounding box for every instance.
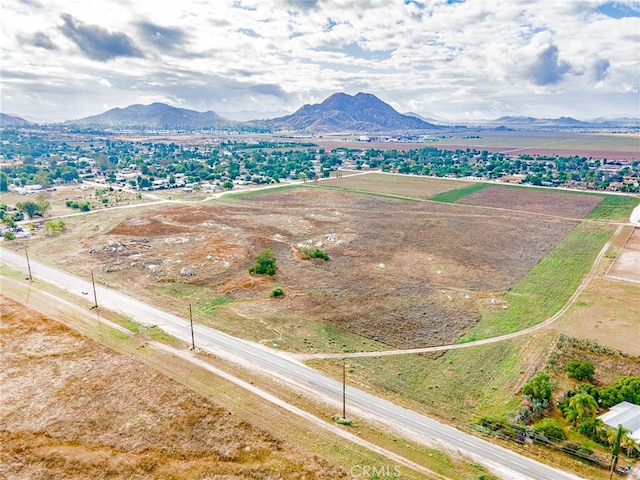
[429,182,489,202]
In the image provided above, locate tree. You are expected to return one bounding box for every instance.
[249,249,277,276]
[566,360,595,382]
[522,371,553,403]
[608,424,627,479]
[565,392,598,425]
[44,219,65,234]
[270,286,284,297]
[222,179,234,190]
[0,172,9,192]
[16,201,40,219]
[35,193,51,216]
[620,432,639,457]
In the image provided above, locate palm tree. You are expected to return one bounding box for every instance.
[608,424,630,480]
[567,392,598,425]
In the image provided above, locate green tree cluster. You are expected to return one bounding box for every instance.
[566,359,595,382]
[16,194,50,219]
[522,371,553,402]
[249,249,277,276]
[44,219,66,234]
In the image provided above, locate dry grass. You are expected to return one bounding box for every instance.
[0,295,346,480]
[320,172,472,199]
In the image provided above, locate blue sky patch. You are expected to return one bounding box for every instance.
[595,2,640,18]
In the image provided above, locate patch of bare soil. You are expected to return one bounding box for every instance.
[456,186,603,218]
[608,227,640,283]
[0,296,345,480]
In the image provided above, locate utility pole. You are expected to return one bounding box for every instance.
[189,303,195,350]
[342,359,347,419]
[90,269,98,310]
[24,246,33,282]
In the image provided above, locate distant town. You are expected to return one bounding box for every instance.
[1,124,638,207]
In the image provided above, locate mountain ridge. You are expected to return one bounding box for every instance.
[0,113,32,127]
[70,102,229,129]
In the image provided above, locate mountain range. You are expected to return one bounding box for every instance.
[67,93,441,133]
[1,92,638,132]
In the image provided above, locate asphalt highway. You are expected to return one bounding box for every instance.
[1,247,584,480]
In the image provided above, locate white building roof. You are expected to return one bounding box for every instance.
[598,401,640,441]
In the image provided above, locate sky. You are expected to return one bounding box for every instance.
[1,0,639,122]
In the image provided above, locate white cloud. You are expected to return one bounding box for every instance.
[1,0,638,121]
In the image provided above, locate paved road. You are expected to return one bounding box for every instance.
[1,248,584,480]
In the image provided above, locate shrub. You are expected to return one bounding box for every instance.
[3,230,15,240]
[299,247,329,261]
[534,418,566,442]
[522,371,553,403]
[308,248,329,260]
[249,249,277,276]
[270,286,284,298]
[566,360,595,382]
[44,219,66,234]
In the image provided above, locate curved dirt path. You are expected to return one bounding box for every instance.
[296,223,625,360]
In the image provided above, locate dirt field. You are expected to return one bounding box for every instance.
[607,227,640,283]
[8,186,598,351]
[0,295,344,480]
[456,186,603,218]
[321,173,473,199]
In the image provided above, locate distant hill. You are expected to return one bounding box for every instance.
[71,103,229,128]
[258,92,442,133]
[0,113,32,127]
[492,116,592,127]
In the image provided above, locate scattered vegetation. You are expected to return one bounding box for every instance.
[298,246,330,261]
[65,200,91,211]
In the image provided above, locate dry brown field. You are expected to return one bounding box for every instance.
[0,296,344,480]
[8,186,602,351]
[456,186,603,218]
[321,172,472,199]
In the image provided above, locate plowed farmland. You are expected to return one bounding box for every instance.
[22,186,604,350]
[456,186,603,218]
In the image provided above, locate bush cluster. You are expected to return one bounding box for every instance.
[65,200,91,211]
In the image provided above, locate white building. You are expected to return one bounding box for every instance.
[598,401,640,442]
